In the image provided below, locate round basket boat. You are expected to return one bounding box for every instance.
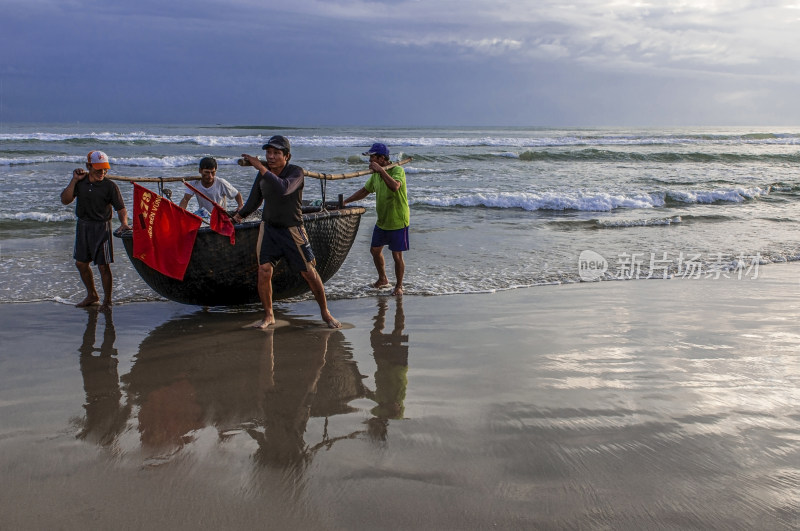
[116,204,366,306]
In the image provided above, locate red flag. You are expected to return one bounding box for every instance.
[133,183,202,280]
[183,182,236,245]
[209,205,236,244]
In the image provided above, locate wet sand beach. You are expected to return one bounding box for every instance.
[1,265,799,530]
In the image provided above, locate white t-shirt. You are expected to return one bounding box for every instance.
[186,178,239,213]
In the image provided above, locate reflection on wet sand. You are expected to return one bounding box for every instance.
[76,308,376,470]
[76,308,130,447]
[122,312,272,455]
[41,267,800,528]
[365,297,409,441]
[248,328,362,470]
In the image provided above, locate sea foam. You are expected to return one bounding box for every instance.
[415,191,664,211]
[1,212,73,222]
[667,186,770,204]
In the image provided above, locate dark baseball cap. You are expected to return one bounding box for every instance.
[262,135,291,152]
[362,142,390,157]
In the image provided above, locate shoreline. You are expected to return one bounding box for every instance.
[0,252,778,307]
[1,263,798,529]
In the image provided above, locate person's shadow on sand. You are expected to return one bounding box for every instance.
[75,307,131,446]
[365,296,409,442]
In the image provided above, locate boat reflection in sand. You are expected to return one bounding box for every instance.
[71,302,412,472]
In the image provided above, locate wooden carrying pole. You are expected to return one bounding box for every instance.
[106,175,201,183]
[301,157,412,180]
[106,157,412,183]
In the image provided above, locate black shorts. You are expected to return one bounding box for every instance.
[257,223,316,274]
[74,219,113,265]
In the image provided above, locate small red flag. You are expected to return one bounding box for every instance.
[183,182,236,245]
[133,183,202,280]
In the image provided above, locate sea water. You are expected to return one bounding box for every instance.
[2,123,800,304]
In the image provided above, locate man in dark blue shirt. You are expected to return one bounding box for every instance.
[60,151,131,311]
[234,136,340,329]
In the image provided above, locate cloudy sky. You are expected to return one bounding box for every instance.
[2,0,800,126]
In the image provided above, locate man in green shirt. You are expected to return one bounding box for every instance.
[344,143,409,296]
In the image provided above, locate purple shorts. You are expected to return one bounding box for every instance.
[370,225,409,252]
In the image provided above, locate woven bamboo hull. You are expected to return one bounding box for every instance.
[116,205,365,306]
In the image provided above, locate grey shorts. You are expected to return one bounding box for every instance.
[74,219,113,265]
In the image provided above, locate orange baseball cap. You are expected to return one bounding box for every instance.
[87,150,110,169]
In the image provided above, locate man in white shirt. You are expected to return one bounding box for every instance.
[179,157,243,216]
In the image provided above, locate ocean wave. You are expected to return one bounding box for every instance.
[766,183,797,193]
[549,213,738,231]
[0,154,247,168]
[0,131,265,147]
[0,212,74,223]
[415,185,773,212]
[5,130,800,150]
[0,155,80,166]
[665,186,770,204]
[121,155,201,168]
[405,149,800,164]
[595,216,682,228]
[514,150,800,164]
[0,132,403,149]
[404,167,444,175]
[677,214,736,223]
[414,191,664,212]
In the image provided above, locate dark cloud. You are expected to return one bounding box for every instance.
[1,0,799,125]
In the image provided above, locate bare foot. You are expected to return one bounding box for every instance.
[391,286,403,296]
[245,317,275,329]
[372,280,390,289]
[323,314,342,329]
[98,301,112,312]
[76,295,100,308]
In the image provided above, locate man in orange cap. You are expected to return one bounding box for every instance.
[60,151,131,311]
